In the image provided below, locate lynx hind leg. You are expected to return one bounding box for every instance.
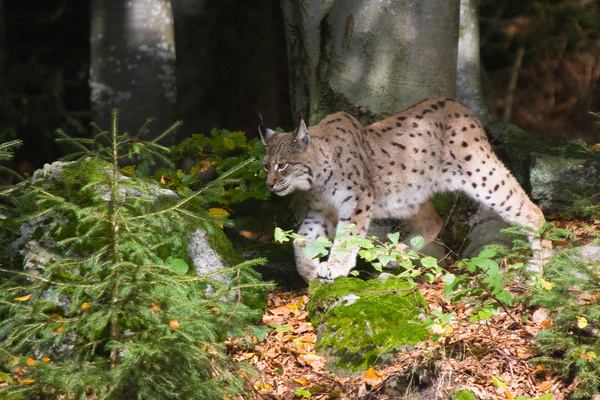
[408,200,444,248]
[459,154,551,271]
[294,213,335,282]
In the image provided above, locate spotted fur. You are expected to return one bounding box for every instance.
[260,97,551,282]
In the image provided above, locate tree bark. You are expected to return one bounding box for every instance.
[281,0,460,126]
[90,0,177,141]
[456,0,488,123]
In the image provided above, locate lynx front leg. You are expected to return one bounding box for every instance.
[316,200,373,280]
[408,200,443,248]
[294,212,335,282]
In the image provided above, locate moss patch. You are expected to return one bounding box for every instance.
[308,275,430,374]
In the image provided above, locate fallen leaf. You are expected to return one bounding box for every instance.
[538,380,553,391]
[169,320,180,330]
[26,358,35,366]
[364,367,385,388]
[14,294,32,302]
[516,346,537,359]
[492,375,507,389]
[300,352,326,371]
[293,376,309,386]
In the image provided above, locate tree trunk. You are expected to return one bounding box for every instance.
[456,0,488,123]
[281,0,460,126]
[90,0,177,141]
[0,0,9,122]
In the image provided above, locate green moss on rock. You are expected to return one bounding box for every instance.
[308,274,430,374]
[451,389,477,400]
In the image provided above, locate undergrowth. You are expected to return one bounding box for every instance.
[0,112,270,399]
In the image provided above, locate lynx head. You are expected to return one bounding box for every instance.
[258,115,314,196]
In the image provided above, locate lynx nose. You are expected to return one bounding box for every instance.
[265,177,276,191]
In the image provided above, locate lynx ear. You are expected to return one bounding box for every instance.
[292,119,310,149]
[258,113,277,145]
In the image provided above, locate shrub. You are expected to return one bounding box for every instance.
[528,244,600,399]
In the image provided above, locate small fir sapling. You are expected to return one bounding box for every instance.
[0,112,268,399]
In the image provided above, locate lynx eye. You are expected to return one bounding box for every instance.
[276,163,289,172]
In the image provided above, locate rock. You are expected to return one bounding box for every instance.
[573,243,600,264]
[530,154,600,213]
[307,275,430,376]
[461,207,512,259]
[14,160,242,286]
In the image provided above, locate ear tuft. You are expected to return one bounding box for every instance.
[292,119,310,149]
[258,113,277,145]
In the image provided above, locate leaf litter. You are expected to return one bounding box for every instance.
[229,280,570,399]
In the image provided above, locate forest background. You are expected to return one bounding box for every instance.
[0,0,600,399]
[0,0,598,175]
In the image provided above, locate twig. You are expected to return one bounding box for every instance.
[502,44,525,123]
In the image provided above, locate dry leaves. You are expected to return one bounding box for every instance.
[229,283,569,399]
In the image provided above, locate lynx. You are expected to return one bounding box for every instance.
[259,98,551,282]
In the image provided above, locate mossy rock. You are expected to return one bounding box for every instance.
[451,389,477,400]
[308,274,430,375]
[21,159,268,311]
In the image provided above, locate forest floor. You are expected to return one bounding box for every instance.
[228,218,600,400]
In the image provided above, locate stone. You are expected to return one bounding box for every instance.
[530,154,600,213]
[307,275,430,376]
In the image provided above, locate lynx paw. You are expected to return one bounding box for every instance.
[316,261,347,280]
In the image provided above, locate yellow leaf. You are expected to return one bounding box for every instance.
[364,367,385,388]
[505,390,515,400]
[492,375,507,389]
[293,376,309,386]
[169,320,180,330]
[21,378,35,385]
[81,302,90,311]
[590,143,600,152]
[208,207,230,228]
[121,165,136,175]
[14,294,32,302]
[538,380,553,391]
[577,316,588,329]
[541,279,554,291]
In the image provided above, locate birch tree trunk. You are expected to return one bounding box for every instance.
[281,0,461,126]
[90,0,177,140]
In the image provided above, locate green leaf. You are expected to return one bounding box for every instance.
[477,247,497,259]
[409,236,424,248]
[295,388,312,398]
[274,227,290,243]
[421,256,438,269]
[304,236,331,260]
[377,254,396,267]
[387,232,400,244]
[165,256,189,275]
[222,136,235,150]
